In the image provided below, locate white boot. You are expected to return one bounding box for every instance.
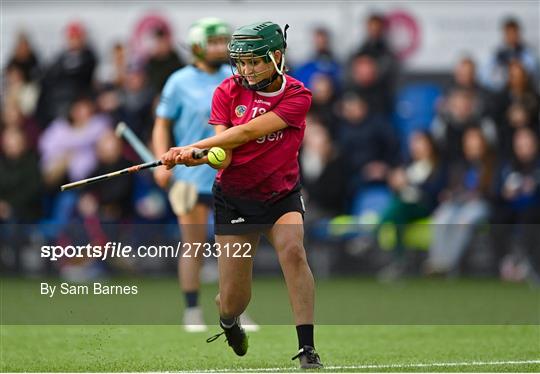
[239,312,260,332]
[183,306,207,332]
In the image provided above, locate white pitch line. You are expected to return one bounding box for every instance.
[176,359,540,373]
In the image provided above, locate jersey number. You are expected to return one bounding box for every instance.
[251,107,267,118]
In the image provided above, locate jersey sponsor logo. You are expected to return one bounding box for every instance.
[256,130,284,144]
[230,217,245,224]
[254,99,271,106]
[235,105,247,117]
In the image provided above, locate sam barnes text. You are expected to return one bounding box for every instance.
[40,282,138,297]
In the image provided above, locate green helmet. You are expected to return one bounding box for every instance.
[188,17,231,51]
[228,21,287,62]
[228,21,289,90]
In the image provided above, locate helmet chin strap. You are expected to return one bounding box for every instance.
[268,51,285,75]
[241,52,286,91]
[242,71,281,91]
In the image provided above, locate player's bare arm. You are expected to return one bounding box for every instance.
[160,111,287,169]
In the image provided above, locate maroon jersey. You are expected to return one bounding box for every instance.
[209,74,312,201]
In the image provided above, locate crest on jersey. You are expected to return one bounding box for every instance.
[235,105,247,117]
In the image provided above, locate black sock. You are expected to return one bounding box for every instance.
[296,324,314,349]
[220,316,238,329]
[184,291,199,308]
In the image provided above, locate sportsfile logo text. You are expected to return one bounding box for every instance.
[40,242,252,261]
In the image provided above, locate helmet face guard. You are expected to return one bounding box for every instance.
[228,22,288,91]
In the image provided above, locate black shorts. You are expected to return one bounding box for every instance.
[212,182,305,235]
[197,193,214,207]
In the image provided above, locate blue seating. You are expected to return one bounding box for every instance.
[350,186,392,219]
[393,83,442,157]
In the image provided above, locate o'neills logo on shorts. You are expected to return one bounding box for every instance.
[235,105,247,117]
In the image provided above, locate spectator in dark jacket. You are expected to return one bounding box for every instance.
[145,27,184,92]
[309,74,340,139]
[347,53,394,116]
[347,13,398,116]
[448,57,490,118]
[337,92,400,198]
[36,21,97,125]
[353,13,397,72]
[84,131,134,223]
[95,61,155,147]
[431,88,497,164]
[300,118,347,222]
[491,60,540,133]
[490,127,540,280]
[6,32,40,82]
[118,61,155,144]
[496,100,540,161]
[0,128,42,222]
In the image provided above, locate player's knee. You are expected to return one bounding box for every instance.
[278,241,307,267]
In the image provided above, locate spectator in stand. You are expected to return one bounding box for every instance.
[96,59,154,146]
[3,62,40,118]
[36,21,97,126]
[95,61,155,147]
[6,32,40,82]
[431,88,497,164]
[64,131,137,279]
[309,74,340,139]
[118,61,155,144]
[293,27,342,90]
[39,96,110,189]
[1,102,41,152]
[426,128,495,274]
[480,17,540,92]
[491,60,540,131]
[497,100,540,161]
[0,127,42,222]
[98,42,127,88]
[353,13,396,68]
[448,57,489,117]
[95,84,122,128]
[490,127,540,281]
[347,13,398,116]
[300,118,346,222]
[337,92,400,198]
[347,53,394,116]
[145,26,184,92]
[0,127,42,274]
[376,131,446,280]
[84,131,134,222]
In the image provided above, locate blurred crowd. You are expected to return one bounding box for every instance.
[1,14,539,281]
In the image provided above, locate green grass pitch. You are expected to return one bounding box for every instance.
[1,278,539,372]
